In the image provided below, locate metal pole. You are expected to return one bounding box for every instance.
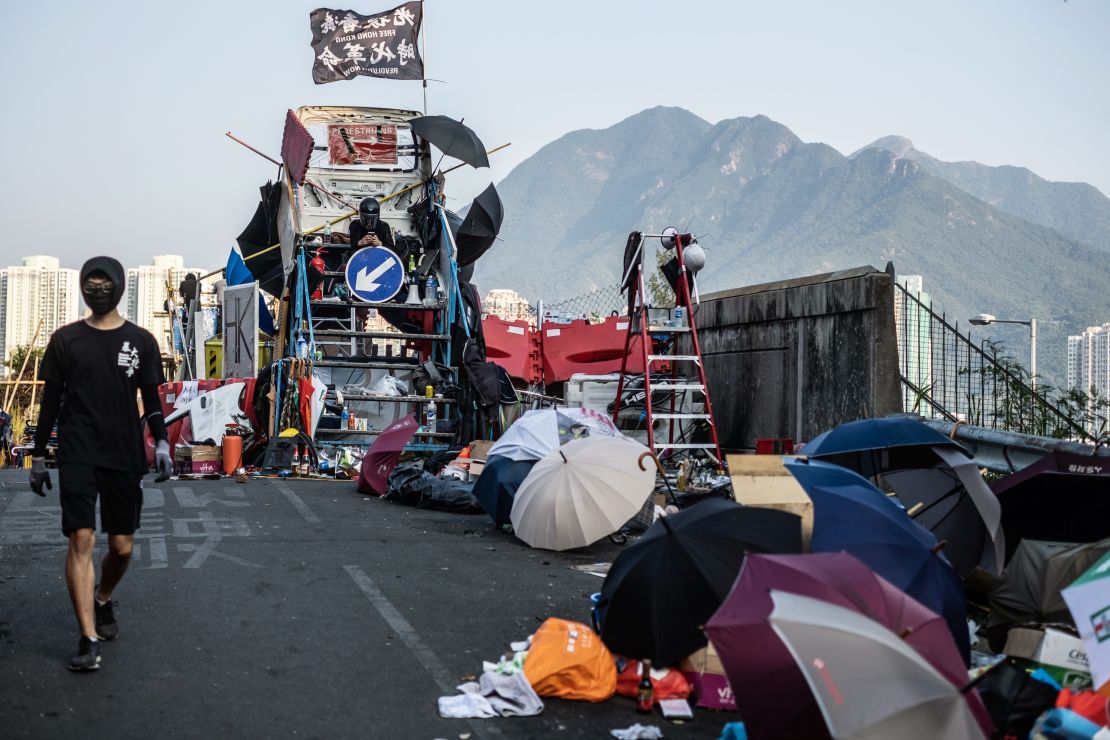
[420,0,428,115]
[1029,318,1037,390]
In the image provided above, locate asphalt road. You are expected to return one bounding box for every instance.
[0,470,729,739]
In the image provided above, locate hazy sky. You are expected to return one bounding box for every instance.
[1,0,1107,273]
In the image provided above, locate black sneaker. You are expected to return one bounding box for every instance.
[94,596,119,641]
[68,636,101,672]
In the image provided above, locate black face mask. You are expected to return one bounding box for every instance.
[79,257,126,316]
[83,286,120,315]
[360,213,378,229]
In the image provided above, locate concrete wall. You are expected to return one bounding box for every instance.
[686,266,902,451]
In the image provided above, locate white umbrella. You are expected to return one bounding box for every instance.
[1062,550,1110,692]
[769,590,989,740]
[488,407,624,462]
[510,437,656,551]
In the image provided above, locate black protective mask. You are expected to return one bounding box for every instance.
[80,257,126,316]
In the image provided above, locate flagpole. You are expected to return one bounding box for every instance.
[420,0,427,114]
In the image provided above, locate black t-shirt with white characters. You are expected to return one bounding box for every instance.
[39,320,164,472]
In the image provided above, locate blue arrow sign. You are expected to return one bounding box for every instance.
[345,246,405,303]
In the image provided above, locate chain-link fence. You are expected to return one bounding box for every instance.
[542,284,626,323]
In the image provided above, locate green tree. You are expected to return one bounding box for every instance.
[961,340,1109,443]
[4,344,45,377]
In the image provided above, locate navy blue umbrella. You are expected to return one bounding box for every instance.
[802,416,966,476]
[785,457,970,663]
[473,455,535,527]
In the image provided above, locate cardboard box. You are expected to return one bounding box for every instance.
[467,440,495,480]
[175,444,221,475]
[727,454,813,550]
[1004,625,1092,689]
[679,642,737,711]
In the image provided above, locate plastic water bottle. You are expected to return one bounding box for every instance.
[323,222,332,245]
[673,306,685,328]
[425,274,437,306]
[424,385,437,430]
[296,335,308,359]
[340,407,349,429]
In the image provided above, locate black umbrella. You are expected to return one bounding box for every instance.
[456,183,504,266]
[990,450,1110,557]
[986,537,1110,650]
[235,181,286,296]
[598,498,802,667]
[968,658,1059,738]
[409,115,489,169]
[473,455,535,527]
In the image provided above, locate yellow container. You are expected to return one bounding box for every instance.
[204,339,273,379]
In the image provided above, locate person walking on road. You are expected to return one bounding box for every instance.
[28,256,174,672]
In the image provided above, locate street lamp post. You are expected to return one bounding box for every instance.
[969,313,1038,389]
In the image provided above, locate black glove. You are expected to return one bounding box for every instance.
[154,440,173,483]
[29,456,52,497]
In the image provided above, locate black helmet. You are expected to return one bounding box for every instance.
[358,197,381,229]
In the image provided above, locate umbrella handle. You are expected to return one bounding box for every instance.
[638,452,678,507]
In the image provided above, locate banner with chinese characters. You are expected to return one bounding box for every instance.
[328,124,398,165]
[309,3,423,84]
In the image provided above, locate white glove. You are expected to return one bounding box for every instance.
[154,440,173,482]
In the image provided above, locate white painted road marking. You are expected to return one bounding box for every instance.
[272,480,320,523]
[343,564,502,739]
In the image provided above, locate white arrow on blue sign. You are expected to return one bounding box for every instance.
[345,246,405,303]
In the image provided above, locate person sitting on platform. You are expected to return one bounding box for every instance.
[349,197,394,251]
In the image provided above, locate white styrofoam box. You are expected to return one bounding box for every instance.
[564,373,702,447]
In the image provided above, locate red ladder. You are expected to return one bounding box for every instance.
[612,231,723,467]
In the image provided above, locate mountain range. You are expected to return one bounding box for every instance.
[473,106,1110,385]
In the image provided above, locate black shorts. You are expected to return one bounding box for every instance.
[58,465,144,537]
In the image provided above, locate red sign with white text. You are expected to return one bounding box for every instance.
[328,124,398,165]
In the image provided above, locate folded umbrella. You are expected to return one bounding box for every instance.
[705,553,990,740]
[768,590,990,739]
[785,457,970,662]
[409,115,489,169]
[356,415,419,496]
[473,454,535,527]
[510,437,655,551]
[456,183,503,267]
[599,498,802,668]
[488,407,623,462]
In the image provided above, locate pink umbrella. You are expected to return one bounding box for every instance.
[705,553,992,740]
[357,415,419,496]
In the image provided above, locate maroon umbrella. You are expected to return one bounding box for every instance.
[705,553,991,740]
[989,450,1110,559]
[356,415,419,496]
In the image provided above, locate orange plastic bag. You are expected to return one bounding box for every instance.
[523,618,617,702]
[616,660,692,703]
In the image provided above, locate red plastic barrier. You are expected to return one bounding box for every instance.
[483,316,542,384]
[144,378,257,465]
[542,316,643,383]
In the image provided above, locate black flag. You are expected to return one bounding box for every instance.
[309,3,423,84]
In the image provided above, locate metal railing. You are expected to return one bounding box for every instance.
[893,282,1091,440]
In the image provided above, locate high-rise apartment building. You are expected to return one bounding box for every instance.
[0,256,80,376]
[894,275,933,414]
[1067,323,1110,435]
[482,289,534,324]
[125,255,211,354]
